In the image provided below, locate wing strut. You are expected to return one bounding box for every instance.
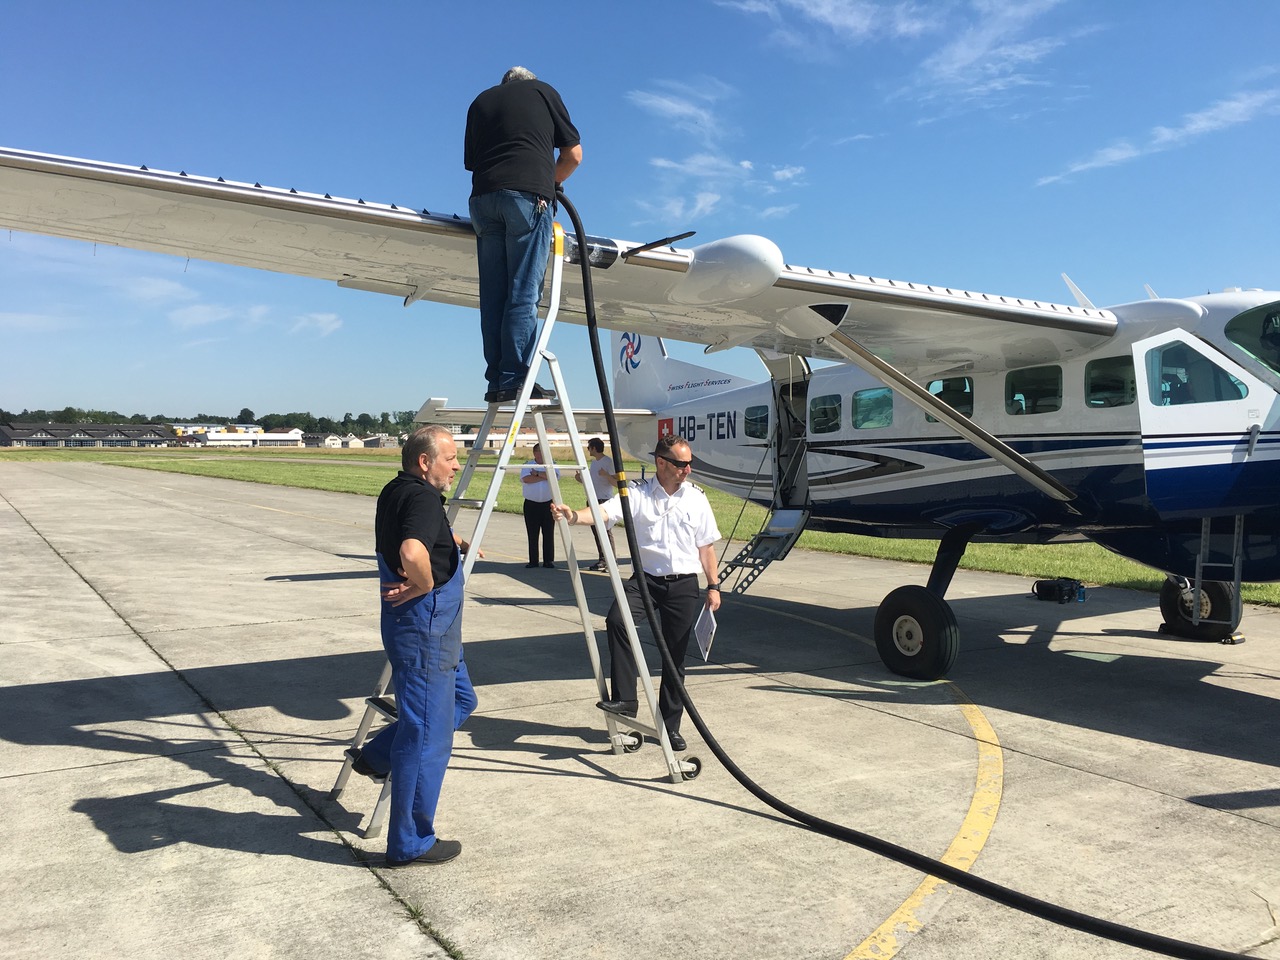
[780,310,1079,508]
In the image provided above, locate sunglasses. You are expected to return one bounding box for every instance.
[657,454,693,469]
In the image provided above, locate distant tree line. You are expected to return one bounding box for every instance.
[0,406,421,435]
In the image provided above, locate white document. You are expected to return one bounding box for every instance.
[695,605,717,660]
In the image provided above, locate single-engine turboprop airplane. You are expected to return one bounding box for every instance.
[1,146,1277,680]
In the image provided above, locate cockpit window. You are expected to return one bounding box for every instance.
[1145,342,1247,405]
[1225,301,1280,377]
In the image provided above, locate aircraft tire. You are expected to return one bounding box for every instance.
[874,585,960,680]
[1159,579,1238,641]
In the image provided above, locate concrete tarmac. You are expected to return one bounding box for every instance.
[4,461,1280,960]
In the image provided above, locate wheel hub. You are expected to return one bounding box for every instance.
[891,615,924,657]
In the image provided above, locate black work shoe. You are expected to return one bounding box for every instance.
[667,731,687,752]
[484,389,499,403]
[542,561,556,569]
[597,699,639,718]
[345,747,387,784]
[491,388,518,403]
[385,838,462,867]
[528,382,557,400]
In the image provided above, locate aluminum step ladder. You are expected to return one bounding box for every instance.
[331,222,696,839]
[717,508,810,595]
[1186,513,1245,631]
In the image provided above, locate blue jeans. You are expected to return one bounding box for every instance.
[362,551,476,862]
[469,189,553,392]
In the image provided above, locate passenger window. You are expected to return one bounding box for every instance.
[925,377,973,423]
[853,387,893,429]
[1085,356,1135,408]
[1145,343,1247,405]
[744,404,769,440]
[809,394,842,434]
[1005,365,1062,416]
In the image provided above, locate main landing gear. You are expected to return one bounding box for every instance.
[872,524,977,681]
[1158,577,1241,642]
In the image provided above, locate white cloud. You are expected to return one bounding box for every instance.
[1150,89,1280,148]
[113,276,198,304]
[773,165,806,181]
[290,312,342,337]
[626,77,737,147]
[717,0,944,42]
[1038,88,1280,185]
[651,153,754,180]
[168,304,234,328]
[760,204,798,219]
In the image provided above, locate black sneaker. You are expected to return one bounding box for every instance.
[385,838,462,866]
[345,747,387,784]
[528,382,557,401]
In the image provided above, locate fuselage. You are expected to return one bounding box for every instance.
[616,291,1280,582]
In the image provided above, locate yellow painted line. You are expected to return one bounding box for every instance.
[845,684,1004,959]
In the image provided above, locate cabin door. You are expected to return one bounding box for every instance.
[1131,329,1280,517]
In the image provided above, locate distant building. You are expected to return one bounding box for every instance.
[302,433,342,449]
[360,434,399,449]
[0,422,176,448]
[194,425,302,448]
[339,434,364,449]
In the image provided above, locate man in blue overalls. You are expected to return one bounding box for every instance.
[350,424,477,866]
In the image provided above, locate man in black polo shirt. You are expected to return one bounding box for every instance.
[465,66,582,403]
[350,423,476,866]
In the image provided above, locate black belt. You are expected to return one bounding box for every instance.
[646,572,697,581]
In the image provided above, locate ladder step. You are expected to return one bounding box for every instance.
[365,695,397,721]
[450,498,485,510]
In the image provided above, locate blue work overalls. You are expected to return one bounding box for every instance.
[362,543,477,862]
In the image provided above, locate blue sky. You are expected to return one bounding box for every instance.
[2,1,1277,419]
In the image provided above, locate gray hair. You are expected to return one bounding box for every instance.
[502,66,537,83]
[402,423,452,473]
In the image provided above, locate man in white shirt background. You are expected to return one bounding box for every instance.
[584,437,618,572]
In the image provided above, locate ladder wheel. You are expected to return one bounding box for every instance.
[681,756,702,780]
[622,733,643,753]
[1159,579,1238,641]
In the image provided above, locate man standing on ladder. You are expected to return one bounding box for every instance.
[465,65,582,404]
[352,424,477,866]
[551,436,722,751]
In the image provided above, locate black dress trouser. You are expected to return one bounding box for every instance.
[605,573,700,733]
[523,499,554,564]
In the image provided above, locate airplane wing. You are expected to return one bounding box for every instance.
[0,147,1117,377]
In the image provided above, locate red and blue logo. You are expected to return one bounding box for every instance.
[619,332,642,374]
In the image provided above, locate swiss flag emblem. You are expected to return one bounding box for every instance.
[658,418,674,440]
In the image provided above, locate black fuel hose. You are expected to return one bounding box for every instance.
[553,187,1248,960]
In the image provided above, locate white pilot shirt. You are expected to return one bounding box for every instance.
[600,477,720,576]
[520,460,559,503]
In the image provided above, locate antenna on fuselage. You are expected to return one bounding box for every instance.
[1061,273,1095,309]
[1144,284,1159,299]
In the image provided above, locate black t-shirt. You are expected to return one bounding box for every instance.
[375,472,456,587]
[464,79,580,199]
